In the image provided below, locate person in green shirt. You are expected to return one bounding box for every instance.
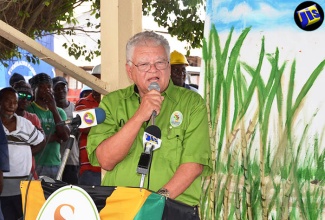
[87,31,212,207]
[27,73,70,179]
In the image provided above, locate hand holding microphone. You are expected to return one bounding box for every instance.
[133,82,164,123]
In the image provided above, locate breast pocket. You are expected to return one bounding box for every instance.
[159,127,186,164]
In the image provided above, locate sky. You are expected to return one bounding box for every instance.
[206,0,325,31]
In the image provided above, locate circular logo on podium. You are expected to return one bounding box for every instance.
[36,185,100,220]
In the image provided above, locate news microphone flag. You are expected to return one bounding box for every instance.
[142,125,162,151]
[72,107,106,129]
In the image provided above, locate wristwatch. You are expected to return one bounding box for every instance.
[157,188,170,198]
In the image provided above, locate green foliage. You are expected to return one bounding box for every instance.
[0,0,100,65]
[143,0,205,54]
[0,0,204,64]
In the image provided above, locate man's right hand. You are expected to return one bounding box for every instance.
[135,90,164,122]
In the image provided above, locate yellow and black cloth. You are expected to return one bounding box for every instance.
[21,180,199,220]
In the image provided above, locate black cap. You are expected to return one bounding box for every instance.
[12,80,33,95]
[52,76,68,89]
[9,73,25,87]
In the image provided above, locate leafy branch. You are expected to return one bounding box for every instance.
[0,0,204,65]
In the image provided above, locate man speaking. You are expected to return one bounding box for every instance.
[86,31,212,211]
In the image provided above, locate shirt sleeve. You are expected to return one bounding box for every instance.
[19,117,45,146]
[58,107,68,121]
[86,95,117,166]
[32,114,43,131]
[180,95,212,176]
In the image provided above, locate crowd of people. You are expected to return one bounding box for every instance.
[0,31,210,219]
[0,67,102,219]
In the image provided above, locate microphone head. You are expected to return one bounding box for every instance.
[148,82,160,92]
[94,107,106,124]
[145,125,161,139]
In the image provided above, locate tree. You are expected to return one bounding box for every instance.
[0,0,204,64]
[143,0,205,55]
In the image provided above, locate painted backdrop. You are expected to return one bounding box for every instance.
[201,0,325,219]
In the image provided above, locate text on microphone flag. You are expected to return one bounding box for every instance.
[145,133,159,145]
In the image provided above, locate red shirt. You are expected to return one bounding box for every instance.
[24,111,42,130]
[75,93,101,175]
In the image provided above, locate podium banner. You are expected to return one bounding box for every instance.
[20,180,199,220]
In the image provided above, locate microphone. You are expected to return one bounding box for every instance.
[57,107,106,128]
[137,125,162,175]
[148,82,160,124]
[148,82,160,92]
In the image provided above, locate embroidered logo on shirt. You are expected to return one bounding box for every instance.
[170,111,183,127]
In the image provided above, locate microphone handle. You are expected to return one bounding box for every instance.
[56,118,73,126]
[56,129,78,181]
[151,111,157,125]
[56,145,70,181]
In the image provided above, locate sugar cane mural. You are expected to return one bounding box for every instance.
[200,0,325,219]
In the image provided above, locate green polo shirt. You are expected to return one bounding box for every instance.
[27,102,67,166]
[87,81,212,206]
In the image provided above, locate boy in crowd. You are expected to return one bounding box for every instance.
[27,73,70,179]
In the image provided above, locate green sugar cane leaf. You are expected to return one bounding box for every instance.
[254,36,266,102]
[231,63,241,130]
[226,27,251,88]
[276,63,287,117]
[205,25,223,129]
[238,35,264,119]
[265,48,279,98]
[261,57,284,145]
[290,59,325,119]
[220,27,234,72]
[286,59,296,136]
[292,122,314,219]
[239,63,259,119]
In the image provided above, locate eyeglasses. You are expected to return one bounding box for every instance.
[18,92,33,101]
[129,60,169,72]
